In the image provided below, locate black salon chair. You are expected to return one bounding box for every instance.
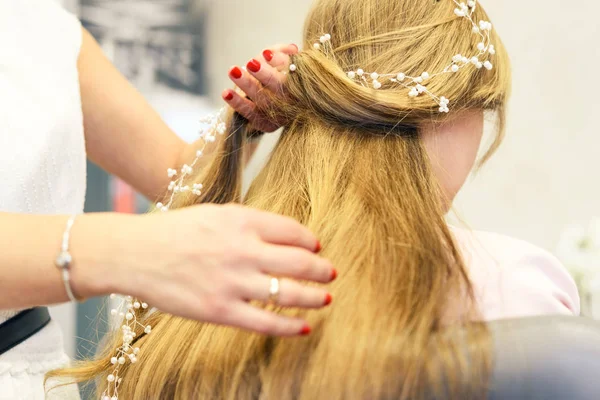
[484,316,600,400]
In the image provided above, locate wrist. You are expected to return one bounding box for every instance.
[69,213,141,299]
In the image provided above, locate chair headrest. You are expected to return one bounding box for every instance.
[487,316,600,400]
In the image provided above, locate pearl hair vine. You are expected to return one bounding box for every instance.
[102,295,150,400]
[156,107,228,213]
[289,0,495,113]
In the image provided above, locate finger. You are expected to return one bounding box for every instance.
[282,43,299,55]
[241,274,332,309]
[257,244,335,283]
[243,208,321,252]
[246,58,285,93]
[222,89,280,133]
[219,302,311,337]
[272,43,299,56]
[262,43,298,60]
[222,89,256,121]
[228,65,262,100]
[262,51,295,74]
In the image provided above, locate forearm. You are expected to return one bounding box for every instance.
[78,28,184,200]
[0,213,127,310]
[79,28,226,200]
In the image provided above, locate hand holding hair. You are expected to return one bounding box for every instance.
[223,43,298,134]
[69,205,334,337]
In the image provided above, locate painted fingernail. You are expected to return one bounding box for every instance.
[247,59,261,73]
[300,324,312,336]
[315,241,322,253]
[330,269,338,281]
[291,43,299,52]
[263,49,274,62]
[324,293,333,306]
[223,90,234,101]
[229,66,243,79]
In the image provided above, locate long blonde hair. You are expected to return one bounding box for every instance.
[51,0,511,398]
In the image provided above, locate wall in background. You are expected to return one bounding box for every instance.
[451,0,600,249]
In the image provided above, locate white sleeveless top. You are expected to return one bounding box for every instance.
[0,0,86,319]
[0,1,85,398]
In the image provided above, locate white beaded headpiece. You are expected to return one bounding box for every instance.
[290,0,495,113]
[157,108,228,213]
[102,2,495,398]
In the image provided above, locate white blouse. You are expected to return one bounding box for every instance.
[0,1,84,398]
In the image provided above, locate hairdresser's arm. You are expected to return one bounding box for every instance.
[0,206,333,336]
[77,28,220,200]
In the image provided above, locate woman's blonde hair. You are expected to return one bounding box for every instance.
[51,0,511,398]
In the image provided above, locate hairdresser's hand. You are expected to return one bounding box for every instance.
[222,43,298,133]
[95,204,334,336]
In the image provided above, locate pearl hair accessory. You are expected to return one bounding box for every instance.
[102,295,150,400]
[294,0,495,113]
[156,107,228,213]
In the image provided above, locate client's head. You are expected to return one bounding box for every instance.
[273,0,510,206]
[52,1,511,399]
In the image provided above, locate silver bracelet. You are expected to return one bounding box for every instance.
[55,215,79,302]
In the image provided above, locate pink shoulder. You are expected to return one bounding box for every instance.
[450,226,581,319]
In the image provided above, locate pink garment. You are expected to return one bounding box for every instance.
[451,227,581,320]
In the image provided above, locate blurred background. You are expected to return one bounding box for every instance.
[51,0,599,375]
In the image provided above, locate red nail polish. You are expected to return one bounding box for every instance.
[229,66,243,79]
[300,324,311,336]
[247,59,261,73]
[223,90,234,101]
[315,241,322,253]
[263,49,274,62]
[324,293,333,306]
[330,269,338,281]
